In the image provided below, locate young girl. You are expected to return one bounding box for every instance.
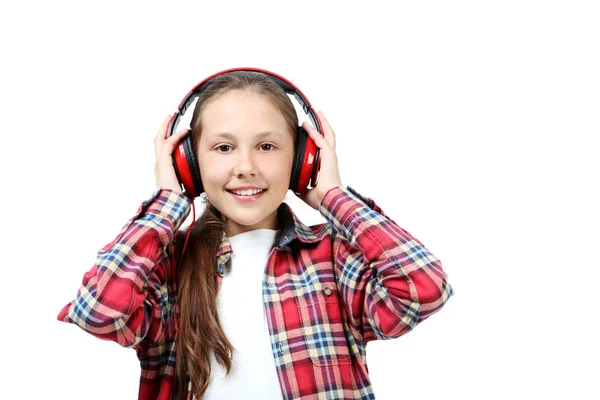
[57,68,453,400]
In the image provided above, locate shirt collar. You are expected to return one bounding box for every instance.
[216,201,324,259]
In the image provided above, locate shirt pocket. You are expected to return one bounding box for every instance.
[295,281,352,366]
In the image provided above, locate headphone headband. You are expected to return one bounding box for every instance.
[171,67,320,134]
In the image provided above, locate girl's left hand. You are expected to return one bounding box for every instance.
[298,111,343,210]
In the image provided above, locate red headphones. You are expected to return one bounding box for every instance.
[166,67,322,198]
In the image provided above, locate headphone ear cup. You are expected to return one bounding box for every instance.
[172,133,203,198]
[290,126,307,194]
[181,134,203,196]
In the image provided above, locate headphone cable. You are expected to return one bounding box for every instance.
[178,197,196,271]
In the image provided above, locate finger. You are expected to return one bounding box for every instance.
[156,114,172,140]
[161,128,190,157]
[316,111,336,149]
[154,115,172,158]
[302,121,328,150]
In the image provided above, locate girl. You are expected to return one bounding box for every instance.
[58,69,453,400]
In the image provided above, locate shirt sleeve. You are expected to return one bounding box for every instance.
[56,188,192,348]
[319,185,453,344]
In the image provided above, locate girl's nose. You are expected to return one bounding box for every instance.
[232,151,258,177]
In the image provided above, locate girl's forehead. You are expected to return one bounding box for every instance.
[208,89,270,106]
[200,94,290,137]
[204,91,280,116]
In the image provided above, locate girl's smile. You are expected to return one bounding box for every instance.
[226,186,268,202]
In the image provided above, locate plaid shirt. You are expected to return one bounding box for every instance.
[58,185,453,399]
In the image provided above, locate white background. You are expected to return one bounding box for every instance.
[1,1,598,399]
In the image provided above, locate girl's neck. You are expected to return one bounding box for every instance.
[225,211,280,237]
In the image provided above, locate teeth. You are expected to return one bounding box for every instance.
[230,189,265,196]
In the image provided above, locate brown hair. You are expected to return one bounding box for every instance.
[170,71,298,399]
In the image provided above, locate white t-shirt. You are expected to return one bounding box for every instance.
[201,228,283,399]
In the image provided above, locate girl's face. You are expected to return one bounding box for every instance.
[197,90,295,237]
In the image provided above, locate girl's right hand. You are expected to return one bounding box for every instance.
[154,115,190,193]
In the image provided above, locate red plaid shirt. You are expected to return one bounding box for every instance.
[58,186,453,399]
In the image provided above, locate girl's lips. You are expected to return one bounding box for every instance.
[227,189,267,202]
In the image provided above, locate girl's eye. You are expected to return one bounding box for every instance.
[215,144,274,152]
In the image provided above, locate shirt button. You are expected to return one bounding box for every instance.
[324,287,332,296]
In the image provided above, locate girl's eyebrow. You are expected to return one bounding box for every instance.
[209,131,283,140]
